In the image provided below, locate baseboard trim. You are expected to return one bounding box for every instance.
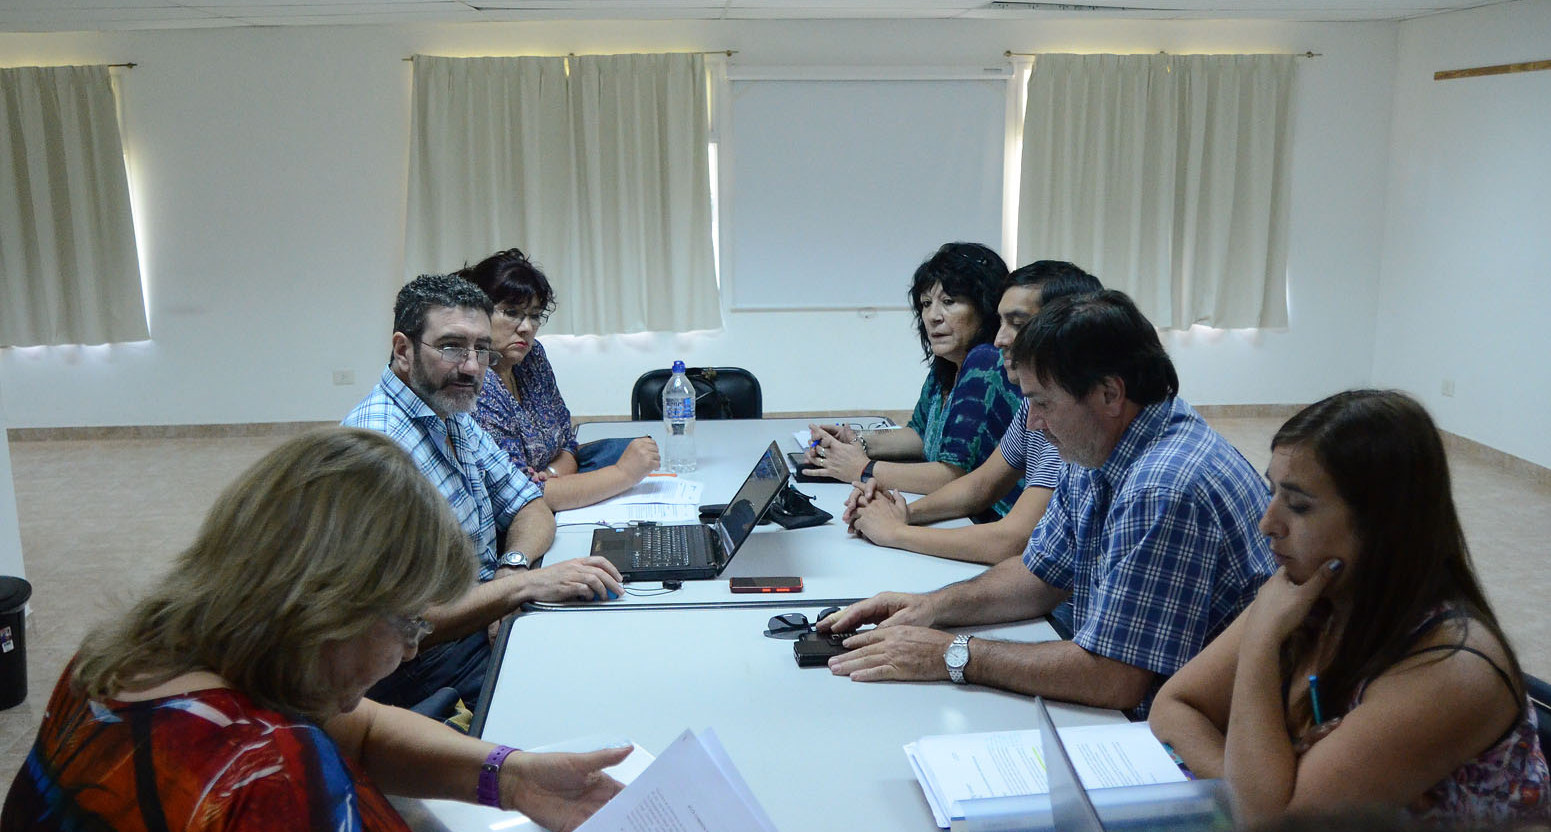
[8,421,335,441]
[1192,404,1306,419]
[1440,431,1551,490]
[8,410,1548,488]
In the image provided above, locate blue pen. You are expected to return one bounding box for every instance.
[1308,674,1325,724]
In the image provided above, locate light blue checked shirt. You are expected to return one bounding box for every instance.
[344,365,543,582]
[1022,395,1275,717]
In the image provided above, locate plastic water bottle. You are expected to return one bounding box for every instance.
[661,361,697,473]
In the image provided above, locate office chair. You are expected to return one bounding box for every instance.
[1528,673,1551,752]
[630,366,763,421]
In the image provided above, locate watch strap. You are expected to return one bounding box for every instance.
[477,744,519,807]
[860,460,878,482]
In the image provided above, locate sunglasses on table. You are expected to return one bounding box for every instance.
[763,607,843,639]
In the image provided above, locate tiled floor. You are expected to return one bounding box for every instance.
[2,418,1547,791]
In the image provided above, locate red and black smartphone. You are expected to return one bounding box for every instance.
[729,576,803,593]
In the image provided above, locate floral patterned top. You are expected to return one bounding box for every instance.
[2,662,410,832]
[475,341,579,481]
[1352,605,1549,822]
[906,343,1023,516]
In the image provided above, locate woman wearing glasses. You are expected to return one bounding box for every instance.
[459,249,659,511]
[2,428,629,831]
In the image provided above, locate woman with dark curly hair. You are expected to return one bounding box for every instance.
[804,242,1022,514]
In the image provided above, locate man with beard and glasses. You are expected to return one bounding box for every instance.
[344,274,623,714]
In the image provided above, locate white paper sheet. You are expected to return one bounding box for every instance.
[553,479,704,526]
[556,503,700,527]
[604,479,704,505]
[908,723,1186,828]
[577,728,779,832]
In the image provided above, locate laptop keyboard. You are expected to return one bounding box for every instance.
[631,525,711,568]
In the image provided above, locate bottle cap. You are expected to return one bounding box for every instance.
[672,360,686,373]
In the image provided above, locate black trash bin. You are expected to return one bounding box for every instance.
[0,576,32,710]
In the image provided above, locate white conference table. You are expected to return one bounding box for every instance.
[401,605,1125,832]
[396,417,1125,832]
[537,418,986,608]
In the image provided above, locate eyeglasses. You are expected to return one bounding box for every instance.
[387,614,434,648]
[419,342,503,368]
[763,607,842,639]
[496,306,551,328]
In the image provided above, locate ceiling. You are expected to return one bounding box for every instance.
[0,0,1504,33]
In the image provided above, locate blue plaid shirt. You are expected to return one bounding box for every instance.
[1022,396,1275,717]
[343,366,543,581]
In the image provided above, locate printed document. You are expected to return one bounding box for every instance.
[555,479,704,526]
[578,728,778,832]
[906,723,1186,827]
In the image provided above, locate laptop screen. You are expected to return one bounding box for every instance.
[1036,697,1106,832]
[713,441,790,557]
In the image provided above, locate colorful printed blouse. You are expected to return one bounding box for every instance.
[1351,606,1548,821]
[906,343,1023,515]
[2,664,410,832]
[474,340,579,479]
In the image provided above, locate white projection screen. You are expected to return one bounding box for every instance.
[726,78,1007,310]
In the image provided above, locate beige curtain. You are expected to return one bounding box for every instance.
[1018,53,1294,329]
[406,53,719,335]
[0,65,146,347]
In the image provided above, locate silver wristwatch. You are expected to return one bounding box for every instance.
[497,550,530,570]
[945,634,972,684]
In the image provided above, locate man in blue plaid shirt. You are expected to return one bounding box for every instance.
[823,289,1275,718]
[343,274,623,711]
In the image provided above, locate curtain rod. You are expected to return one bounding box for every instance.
[110,62,137,69]
[1004,49,1320,58]
[403,50,734,62]
[1435,58,1551,81]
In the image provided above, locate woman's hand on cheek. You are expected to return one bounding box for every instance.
[1243,560,1343,650]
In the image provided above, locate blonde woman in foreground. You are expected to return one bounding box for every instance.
[2,427,627,832]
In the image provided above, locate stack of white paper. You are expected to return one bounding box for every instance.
[404,730,777,832]
[577,728,779,832]
[905,723,1186,828]
[555,479,705,526]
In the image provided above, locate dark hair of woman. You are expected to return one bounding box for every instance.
[1273,389,1525,732]
[908,242,1008,390]
[458,247,557,315]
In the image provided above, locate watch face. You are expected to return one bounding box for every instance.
[500,552,528,569]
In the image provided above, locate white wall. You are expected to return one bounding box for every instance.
[0,384,25,579]
[0,18,1397,428]
[1371,0,1551,469]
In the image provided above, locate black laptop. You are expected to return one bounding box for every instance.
[589,441,790,581]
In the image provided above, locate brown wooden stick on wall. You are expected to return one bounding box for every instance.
[1435,59,1551,81]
